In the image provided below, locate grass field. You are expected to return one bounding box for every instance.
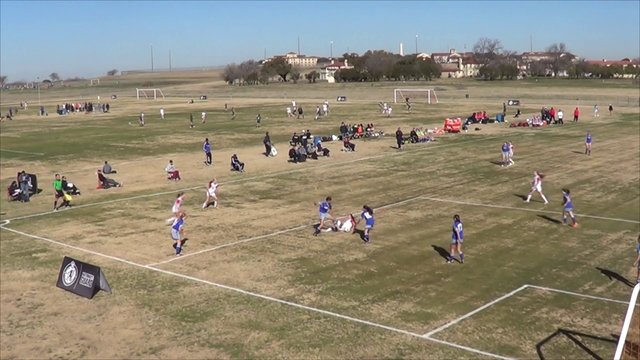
[1,73,639,359]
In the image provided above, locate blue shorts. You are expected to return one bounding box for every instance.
[171,229,181,241]
[451,237,463,245]
[320,213,330,220]
[365,224,373,230]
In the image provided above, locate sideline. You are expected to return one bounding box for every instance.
[0,223,508,359]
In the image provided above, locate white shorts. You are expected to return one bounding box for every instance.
[207,189,217,197]
[533,184,542,192]
[172,205,181,213]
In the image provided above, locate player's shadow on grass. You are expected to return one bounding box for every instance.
[536,328,616,360]
[537,215,562,224]
[490,160,504,166]
[431,245,451,261]
[596,267,635,288]
[353,229,366,241]
[513,193,527,201]
[571,150,585,154]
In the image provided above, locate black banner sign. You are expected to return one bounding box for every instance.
[56,256,111,299]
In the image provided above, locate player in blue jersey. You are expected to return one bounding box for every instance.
[447,214,465,264]
[313,196,334,236]
[355,205,375,243]
[171,211,187,256]
[585,131,592,156]
[561,189,578,228]
[500,142,509,167]
[203,138,212,165]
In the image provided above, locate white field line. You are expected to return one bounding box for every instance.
[0,222,508,359]
[423,285,529,337]
[421,196,640,224]
[0,148,45,156]
[146,224,309,267]
[3,135,492,223]
[526,285,633,305]
[147,195,426,267]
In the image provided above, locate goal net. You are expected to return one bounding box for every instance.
[136,88,165,100]
[393,88,438,104]
[614,283,639,360]
[89,79,100,86]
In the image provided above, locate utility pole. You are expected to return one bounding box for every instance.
[530,34,533,53]
[169,50,172,72]
[330,41,333,59]
[415,34,419,54]
[150,44,154,72]
[297,36,300,55]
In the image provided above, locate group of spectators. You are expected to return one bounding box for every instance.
[97,161,122,188]
[339,122,380,139]
[56,102,110,115]
[464,111,490,125]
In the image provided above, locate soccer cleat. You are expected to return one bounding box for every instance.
[572,223,578,228]
[544,201,549,205]
[446,258,454,264]
[313,229,320,236]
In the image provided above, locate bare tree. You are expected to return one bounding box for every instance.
[473,38,503,65]
[0,75,6,87]
[106,69,119,76]
[238,60,260,84]
[545,43,573,77]
[222,63,241,85]
[49,72,60,82]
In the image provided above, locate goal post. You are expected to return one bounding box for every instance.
[136,88,165,100]
[614,283,640,360]
[89,79,100,86]
[394,88,438,104]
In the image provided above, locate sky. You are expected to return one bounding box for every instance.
[1,0,639,81]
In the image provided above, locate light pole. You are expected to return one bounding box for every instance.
[150,44,154,72]
[415,34,419,54]
[36,77,41,106]
[330,41,333,60]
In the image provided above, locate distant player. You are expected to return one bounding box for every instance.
[160,107,165,120]
[332,214,357,233]
[585,130,592,156]
[447,214,464,263]
[355,205,375,243]
[525,171,549,204]
[202,178,219,208]
[313,196,334,236]
[189,113,195,128]
[608,104,613,115]
[507,141,515,166]
[139,112,145,127]
[231,107,236,120]
[256,113,262,127]
[166,192,186,224]
[593,104,599,117]
[561,189,578,228]
[405,97,412,112]
[201,111,207,124]
[203,138,212,165]
[170,212,187,256]
[573,107,580,122]
[500,142,509,167]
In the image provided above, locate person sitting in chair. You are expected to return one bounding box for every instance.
[343,136,356,152]
[230,154,245,172]
[165,160,181,181]
[97,169,122,188]
[7,180,21,201]
[317,143,330,157]
[295,144,307,162]
[306,143,318,160]
[61,176,81,195]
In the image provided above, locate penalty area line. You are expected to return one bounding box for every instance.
[0,148,45,156]
[420,196,640,224]
[0,224,509,359]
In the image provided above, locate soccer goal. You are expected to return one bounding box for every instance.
[614,283,640,360]
[136,88,165,100]
[393,88,438,104]
[89,79,100,86]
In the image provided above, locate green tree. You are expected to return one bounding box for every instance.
[417,60,441,81]
[262,57,292,82]
[290,67,301,84]
[305,70,319,83]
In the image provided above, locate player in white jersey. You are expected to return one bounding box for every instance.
[202,178,220,208]
[166,192,186,224]
[525,171,549,204]
[322,214,356,233]
[507,141,515,166]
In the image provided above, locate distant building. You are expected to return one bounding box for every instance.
[585,58,639,78]
[281,52,318,67]
[320,59,354,83]
[429,49,480,78]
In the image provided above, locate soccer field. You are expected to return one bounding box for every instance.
[1,75,639,358]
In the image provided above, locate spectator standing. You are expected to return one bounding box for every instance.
[263,132,272,157]
[395,127,404,150]
[573,107,580,122]
[297,106,304,119]
[19,170,30,202]
[557,109,564,125]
